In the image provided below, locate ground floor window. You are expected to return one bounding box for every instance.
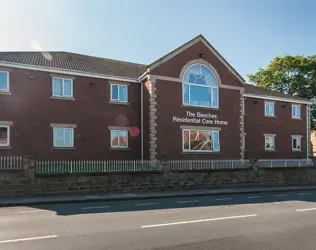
[0,125,10,147]
[182,129,220,152]
[265,135,275,151]
[292,136,302,151]
[53,127,74,148]
[111,130,128,148]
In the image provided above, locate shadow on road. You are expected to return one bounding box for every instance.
[27,190,316,216]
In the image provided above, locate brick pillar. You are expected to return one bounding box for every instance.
[239,89,245,159]
[23,158,35,179]
[147,77,158,160]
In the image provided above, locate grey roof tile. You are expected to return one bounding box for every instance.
[0,51,147,80]
[244,83,309,102]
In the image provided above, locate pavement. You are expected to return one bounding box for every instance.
[2,189,316,249]
[2,184,316,207]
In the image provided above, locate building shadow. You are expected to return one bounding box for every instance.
[27,190,316,216]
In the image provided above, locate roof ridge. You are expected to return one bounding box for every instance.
[64,51,147,66]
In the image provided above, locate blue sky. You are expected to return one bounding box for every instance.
[1,0,315,80]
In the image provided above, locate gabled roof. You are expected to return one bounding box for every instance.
[0,51,147,80]
[244,83,310,103]
[148,34,245,83]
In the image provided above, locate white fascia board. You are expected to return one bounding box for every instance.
[0,62,139,83]
[243,93,311,105]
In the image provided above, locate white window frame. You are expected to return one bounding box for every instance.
[53,127,74,148]
[264,135,275,151]
[0,125,10,147]
[264,101,275,117]
[0,71,10,92]
[52,77,73,98]
[292,105,301,119]
[110,130,128,148]
[292,135,302,151]
[182,63,219,109]
[110,84,128,103]
[182,129,220,152]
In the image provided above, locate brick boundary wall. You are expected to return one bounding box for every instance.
[2,163,316,197]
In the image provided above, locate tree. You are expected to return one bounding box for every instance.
[247,55,316,129]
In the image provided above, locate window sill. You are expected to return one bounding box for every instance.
[0,146,12,149]
[292,117,302,120]
[182,151,221,155]
[0,91,12,95]
[181,105,220,111]
[265,149,276,152]
[51,147,76,150]
[109,147,131,151]
[265,115,276,118]
[109,101,129,105]
[292,150,303,152]
[51,96,75,101]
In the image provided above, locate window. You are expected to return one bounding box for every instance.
[111,84,128,102]
[292,136,302,151]
[183,64,219,108]
[265,135,275,151]
[52,77,73,98]
[111,130,128,148]
[53,128,74,148]
[0,125,10,147]
[265,102,275,116]
[0,71,9,92]
[292,105,301,118]
[182,129,220,152]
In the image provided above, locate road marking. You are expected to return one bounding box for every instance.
[134,203,158,206]
[296,208,316,212]
[298,193,311,196]
[142,214,257,228]
[81,206,111,210]
[215,197,232,201]
[248,196,261,199]
[0,235,58,244]
[17,210,43,214]
[177,200,199,204]
[275,194,288,197]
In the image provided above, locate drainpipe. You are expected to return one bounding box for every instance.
[141,80,144,162]
[307,104,310,160]
[138,70,149,162]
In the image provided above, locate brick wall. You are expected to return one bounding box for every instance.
[245,97,307,159]
[2,166,316,197]
[0,67,141,160]
[311,131,316,156]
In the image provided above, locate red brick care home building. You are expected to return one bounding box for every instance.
[0,35,311,160]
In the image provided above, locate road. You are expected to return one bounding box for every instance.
[1,190,316,249]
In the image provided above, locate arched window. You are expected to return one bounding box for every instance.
[182,63,219,108]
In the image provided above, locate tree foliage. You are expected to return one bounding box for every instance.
[248,55,316,129]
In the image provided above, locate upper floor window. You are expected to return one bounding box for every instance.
[52,77,73,98]
[265,102,275,117]
[53,127,74,148]
[0,71,9,92]
[111,84,128,103]
[292,105,301,119]
[0,125,10,147]
[183,64,219,108]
